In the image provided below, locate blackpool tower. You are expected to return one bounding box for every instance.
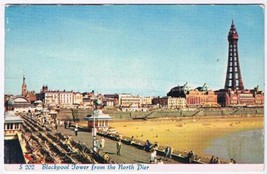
[224,20,244,91]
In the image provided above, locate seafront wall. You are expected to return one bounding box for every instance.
[56,108,264,121]
[104,108,263,120]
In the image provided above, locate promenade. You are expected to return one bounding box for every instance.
[56,126,179,164]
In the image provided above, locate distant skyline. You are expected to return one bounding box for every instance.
[5,5,264,96]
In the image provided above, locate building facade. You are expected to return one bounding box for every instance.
[140,96,153,107]
[5,96,34,112]
[118,94,141,108]
[167,83,218,108]
[103,94,119,107]
[73,92,83,105]
[216,87,264,107]
[44,91,60,106]
[153,96,186,109]
[59,91,73,106]
[186,89,218,108]
[103,94,119,108]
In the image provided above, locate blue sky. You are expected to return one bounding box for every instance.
[4,5,264,96]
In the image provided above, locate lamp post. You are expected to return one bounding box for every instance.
[92,99,102,152]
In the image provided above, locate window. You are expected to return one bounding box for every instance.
[7,123,12,129]
[15,123,19,129]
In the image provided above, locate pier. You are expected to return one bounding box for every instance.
[12,112,210,164]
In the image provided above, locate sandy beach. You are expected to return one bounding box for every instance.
[108,115,264,157]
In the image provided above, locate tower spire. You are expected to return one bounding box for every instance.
[22,75,27,96]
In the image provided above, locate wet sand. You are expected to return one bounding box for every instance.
[108,115,264,157]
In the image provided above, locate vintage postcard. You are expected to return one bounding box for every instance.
[1,1,266,174]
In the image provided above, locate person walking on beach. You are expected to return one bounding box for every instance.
[100,137,105,150]
[129,136,135,144]
[209,156,215,164]
[150,150,157,163]
[152,142,159,151]
[229,158,234,164]
[214,157,220,164]
[116,140,122,155]
[74,127,78,136]
[164,146,171,159]
[144,140,151,152]
[187,150,195,163]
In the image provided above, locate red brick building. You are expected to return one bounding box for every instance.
[216,86,264,107]
[167,83,218,108]
[186,90,218,108]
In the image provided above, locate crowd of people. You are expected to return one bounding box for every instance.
[37,112,236,165]
[209,156,236,164]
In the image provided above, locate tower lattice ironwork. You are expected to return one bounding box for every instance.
[224,20,244,91]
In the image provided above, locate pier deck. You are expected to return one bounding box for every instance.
[56,126,179,164]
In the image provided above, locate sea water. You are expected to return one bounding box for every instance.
[204,128,264,163]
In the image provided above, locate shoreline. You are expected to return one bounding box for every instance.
[108,115,264,160]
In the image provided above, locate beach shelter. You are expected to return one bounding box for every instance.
[84,110,112,131]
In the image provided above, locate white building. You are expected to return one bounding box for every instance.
[4,111,24,140]
[153,97,186,109]
[118,94,141,108]
[59,91,73,106]
[33,100,43,111]
[44,91,59,106]
[7,97,35,113]
[140,96,153,107]
[44,90,74,107]
[168,97,186,109]
[73,92,83,105]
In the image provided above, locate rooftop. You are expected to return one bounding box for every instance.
[84,110,112,121]
[4,111,24,123]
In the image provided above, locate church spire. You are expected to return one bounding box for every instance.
[22,75,27,96]
[23,75,25,84]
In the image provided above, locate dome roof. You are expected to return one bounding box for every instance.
[13,97,30,104]
[7,99,15,106]
[6,99,15,106]
[167,83,189,97]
